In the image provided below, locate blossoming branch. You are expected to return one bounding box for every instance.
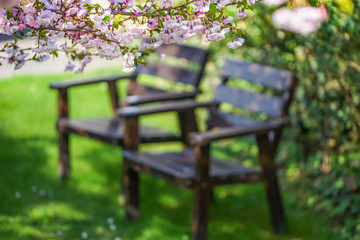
[0,0,254,72]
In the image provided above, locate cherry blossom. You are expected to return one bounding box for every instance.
[261,0,287,6]
[236,10,246,19]
[0,0,257,72]
[272,7,327,35]
[226,38,245,49]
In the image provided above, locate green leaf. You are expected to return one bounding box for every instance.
[40,30,49,36]
[158,18,164,28]
[113,20,119,29]
[187,5,196,10]
[136,4,144,11]
[137,57,146,66]
[209,3,216,13]
[236,29,242,36]
[307,0,319,6]
[335,0,354,14]
[103,16,111,21]
[247,5,254,11]
[134,58,138,67]
[6,10,13,20]
[180,11,188,19]
[19,31,24,37]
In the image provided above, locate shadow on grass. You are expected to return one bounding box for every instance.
[82,141,337,240]
[0,128,337,240]
[0,132,122,239]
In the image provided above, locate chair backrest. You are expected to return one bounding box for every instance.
[207,59,297,128]
[126,43,209,102]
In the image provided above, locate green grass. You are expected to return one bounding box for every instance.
[0,70,337,240]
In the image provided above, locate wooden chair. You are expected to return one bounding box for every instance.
[50,43,209,180]
[119,59,298,240]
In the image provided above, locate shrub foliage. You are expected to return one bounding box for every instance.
[213,2,360,238]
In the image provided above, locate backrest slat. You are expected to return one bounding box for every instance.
[127,83,168,96]
[221,59,293,92]
[214,85,285,118]
[126,43,208,102]
[207,109,261,128]
[137,62,199,85]
[155,44,208,64]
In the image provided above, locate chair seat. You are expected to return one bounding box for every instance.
[123,149,263,188]
[57,117,180,146]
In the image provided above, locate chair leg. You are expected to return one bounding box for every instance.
[178,109,198,146]
[257,134,288,234]
[123,161,140,220]
[192,145,211,240]
[210,188,216,203]
[193,181,211,240]
[264,166,288,234]
[59,131,70,180]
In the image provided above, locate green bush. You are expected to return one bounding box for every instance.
[210,2,360,239]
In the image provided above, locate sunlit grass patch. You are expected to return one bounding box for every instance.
[0,69,339,239]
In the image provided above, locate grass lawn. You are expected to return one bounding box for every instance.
[0,69,338,240]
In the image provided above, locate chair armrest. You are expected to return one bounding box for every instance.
[50,74,136,90]
[125,90,201,106]
[117,99,215,117]
[190,118,290,146]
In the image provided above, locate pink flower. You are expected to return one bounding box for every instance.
[65,62,76,72]
[272,7,327,35]
[0,0,260,72]
[160,53,166,61]
[159,0,174,7]
[222,17,234,25]
[18,23,26,30]
[123,52,139,72]
[39,55,50,61]
[147,18,158,29]
[236,10,246,19]
[226,38,245,49]
[261,0,287,6]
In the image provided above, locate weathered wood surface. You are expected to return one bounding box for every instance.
[190,118,289,146]
[221,59,293,91]
[117,100,214,117]
[214,85,285,118]
[121,59,297,240]
[50,74,132,89]
[123,149,262,189]
[137,62,200,85]
[125,90,199,106]
[206,110,260,128]
[57,118,180,145]
[155,43,209,64]
[51,43,209,180]
[257,133,288,233]
[193,145,211,240]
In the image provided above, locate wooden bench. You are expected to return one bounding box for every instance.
[50,43,209,180]
[119,59,298,240]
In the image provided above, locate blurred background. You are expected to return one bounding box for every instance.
[0,0,359,239]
